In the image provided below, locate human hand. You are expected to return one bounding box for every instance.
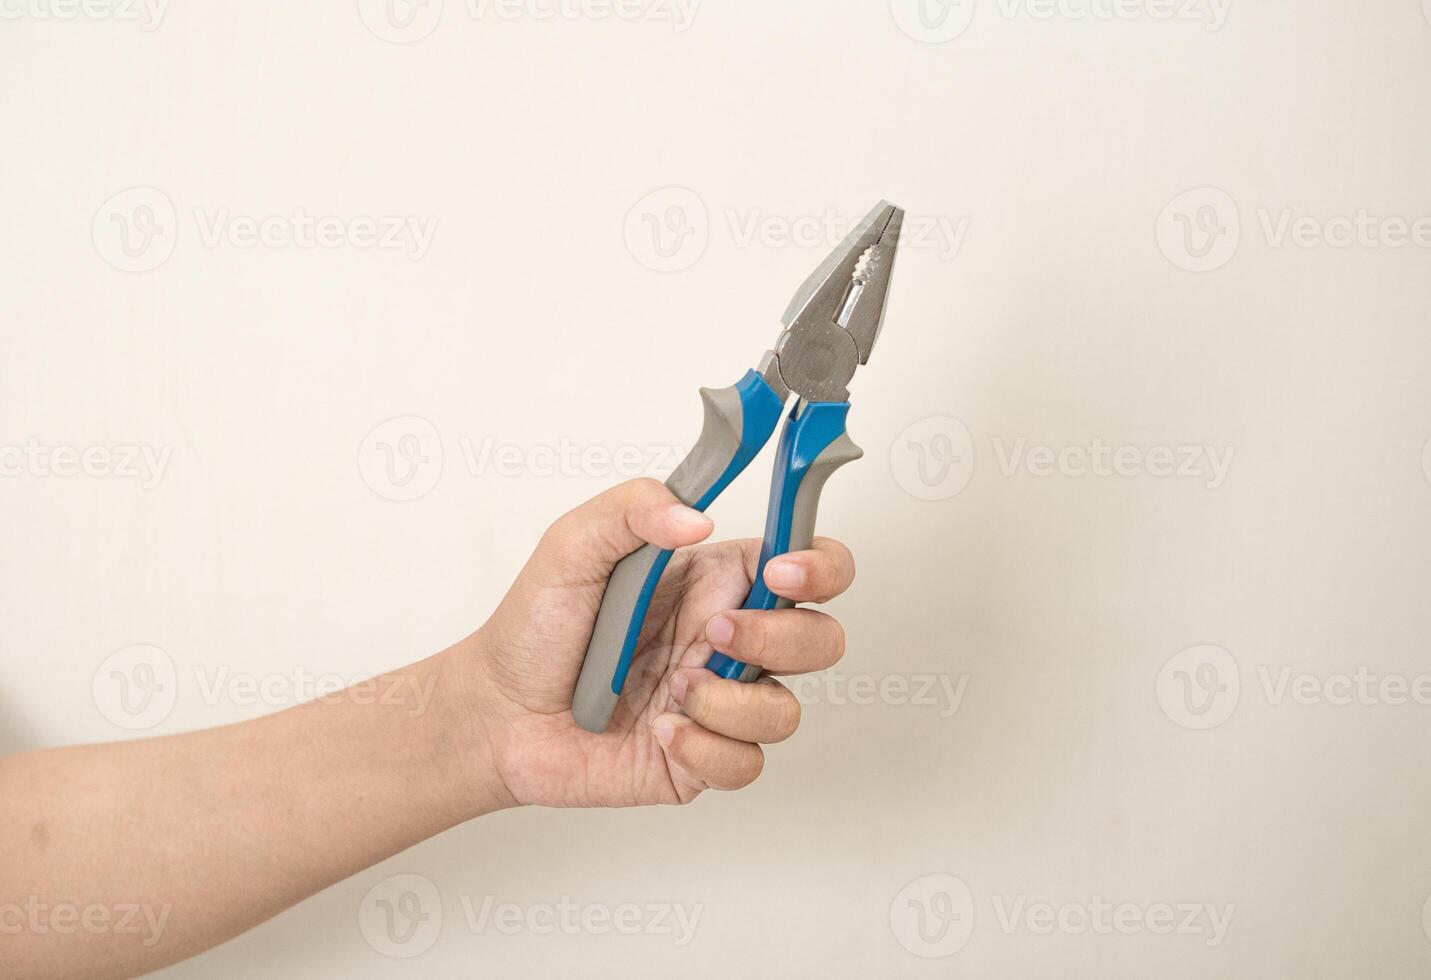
[455,479,855,809]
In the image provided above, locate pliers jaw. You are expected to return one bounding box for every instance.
[770,200,904,404]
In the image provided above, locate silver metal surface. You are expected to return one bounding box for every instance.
[772,200,903,402]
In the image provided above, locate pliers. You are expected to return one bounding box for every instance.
[573,200,905,733]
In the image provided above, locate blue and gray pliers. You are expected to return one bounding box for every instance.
[572,200,904,732]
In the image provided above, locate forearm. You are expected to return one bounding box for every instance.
[0,642,510,980]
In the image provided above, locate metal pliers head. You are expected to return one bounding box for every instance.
[761,200,905,404]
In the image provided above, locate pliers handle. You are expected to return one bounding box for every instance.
[570,372,862,731]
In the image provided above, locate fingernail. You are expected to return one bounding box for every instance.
[667,504,712,527]
[765,560,805,590]
[705,614,735,647]
[668,671,689,707]
[651,715,677,746]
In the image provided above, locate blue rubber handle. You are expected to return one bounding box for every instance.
[571,369,785,731]
[706,400,861,682]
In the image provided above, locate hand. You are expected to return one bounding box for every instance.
[456,478,856,809]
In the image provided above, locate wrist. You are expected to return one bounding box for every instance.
[426,638,522,818]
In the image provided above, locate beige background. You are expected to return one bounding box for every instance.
[4,0,1431,976]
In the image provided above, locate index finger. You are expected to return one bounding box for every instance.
[758,537,856,604]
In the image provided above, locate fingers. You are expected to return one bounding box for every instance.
[651,714,764,791]
[703,607,845,675]
[538,479,713,571]
[759,537,856,604]
[669,669,800,743]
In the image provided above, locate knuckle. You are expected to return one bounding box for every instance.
[737,614,769,660]
[827,617,847,663]
[809,557,840,596]
[682,680,711,719]
[817,537,856,590]
[623,477,674,512]
[620,476,666,500]
[540,510,581,552]
[726,747,764,789]
[769,688,801,741]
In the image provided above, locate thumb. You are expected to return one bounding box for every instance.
[529,478,715,582]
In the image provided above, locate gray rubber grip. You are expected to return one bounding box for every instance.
[729,429,863,685]
[571,384,751,733]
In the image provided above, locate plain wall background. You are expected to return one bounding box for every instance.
[4,0,1431,975]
